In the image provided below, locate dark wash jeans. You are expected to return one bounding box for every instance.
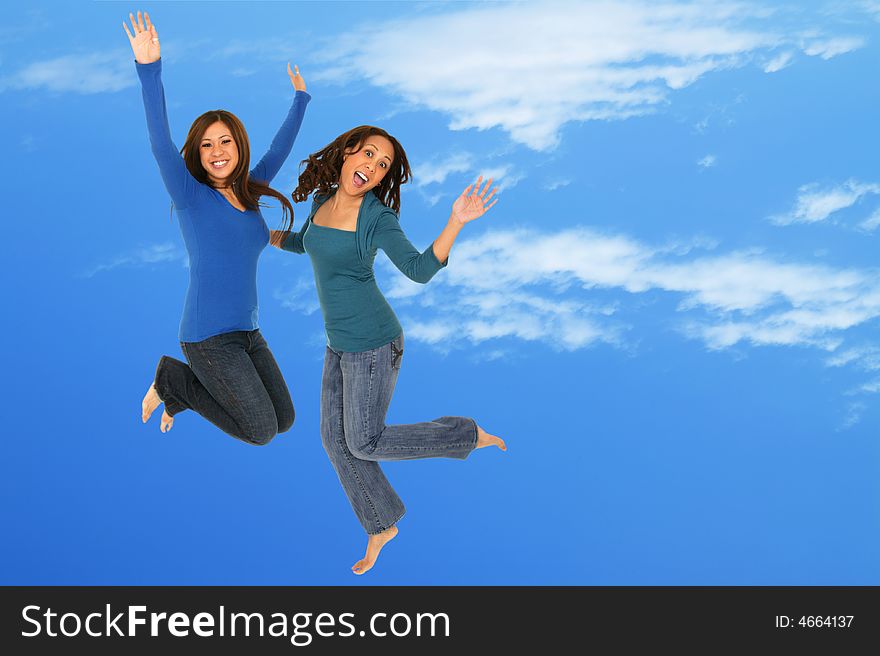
[320,333,477,535]
[154,329,295,446]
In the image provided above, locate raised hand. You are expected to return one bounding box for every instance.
[451,176,498,225]
[287,63,306,92]
[123,11,160,64]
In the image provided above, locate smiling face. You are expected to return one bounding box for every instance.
[199,121,240,186]
[340,135,394,197]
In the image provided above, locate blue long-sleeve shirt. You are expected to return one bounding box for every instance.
[282,191,445,352]
[136,59,310,342]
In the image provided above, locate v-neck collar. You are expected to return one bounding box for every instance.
[212,187,249,214]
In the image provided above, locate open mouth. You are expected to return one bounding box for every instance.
[352,170,369,188]
[211,160,230,170]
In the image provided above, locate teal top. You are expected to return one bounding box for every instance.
[282,190,446,352]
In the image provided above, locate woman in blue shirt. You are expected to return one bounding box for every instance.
[273,126,506,574]
[125,12,310,444]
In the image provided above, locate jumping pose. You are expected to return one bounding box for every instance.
[273,126,506,574]
[125,12,310,444]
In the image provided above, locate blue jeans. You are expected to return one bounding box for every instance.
[320,333,477,535]
[154,329,295,445]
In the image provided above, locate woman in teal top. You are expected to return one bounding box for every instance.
[273,125,506,575]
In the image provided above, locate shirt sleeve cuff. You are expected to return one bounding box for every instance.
[427,242,448,269]
[135,58,162,78]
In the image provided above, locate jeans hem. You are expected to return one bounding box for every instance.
[154,355,185,416]
[462,417,478,459]
[367,509,406,536]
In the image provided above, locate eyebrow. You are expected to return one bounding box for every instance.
[201,134,232,141]
[365,143,393,162]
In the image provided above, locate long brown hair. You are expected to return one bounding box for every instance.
[180,109,294,239]
[292,125,411,212]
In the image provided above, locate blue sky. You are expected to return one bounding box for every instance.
[2,0,879,584]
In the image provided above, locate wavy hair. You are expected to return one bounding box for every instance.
[180,109,294,239]
[292,125,411,212]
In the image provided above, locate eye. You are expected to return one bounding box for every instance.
[365,150,373,157]
[201,143,211,148]
[222,139,232,145]
[380,161,387,169]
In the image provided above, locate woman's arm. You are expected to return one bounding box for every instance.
[431,176,498,263]
[250,64,311,184]
[124,11,197,208]
[270,220,308,253]
[375,177,498,283]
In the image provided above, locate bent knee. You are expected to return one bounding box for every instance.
[277,407,295,434]
[239,420,278,446]
[344,436,376,461]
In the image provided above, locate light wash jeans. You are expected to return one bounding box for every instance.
[320,333,477,535]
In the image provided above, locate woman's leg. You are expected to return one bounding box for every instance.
[153,331,280,445]
[320,346,406,535]
[245,330,296,434]
[340,334,478,462]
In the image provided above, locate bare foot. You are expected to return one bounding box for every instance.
[352,525,398,575]
[160,410,174,433]
[143,384,174,432]
[476,425,506,451]
[142,384,162,423]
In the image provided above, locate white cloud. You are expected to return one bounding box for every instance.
[411,152,522,202]
[858,208,880,232]
[763,51,794,73]
[82,242,184,277]
[839,401,866,430]
[697,154,717,168]
[312,1,863,150]
[413,153,475,187]
[476,165,523,193]
[274,278,321,315]
[826,345,880,371]
[802,36,865,59]
[375,222,880,355]
[543,179,572,191]
[771,180,880,225]
[1,52,134,94]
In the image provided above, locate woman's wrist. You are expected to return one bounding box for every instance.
[446,214,466,231]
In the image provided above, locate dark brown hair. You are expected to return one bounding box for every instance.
[180,109,294,242]
[292,125,411,212]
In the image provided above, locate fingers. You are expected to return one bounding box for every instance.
[471,175,483,197]
[461,183,474,196]
[478,177,494,198]
[485,198,499,212]
[145,12,158,39]
[482,186,498,204]
[137,10,145,32]
[123,21,133,41]
[129,13,140,34]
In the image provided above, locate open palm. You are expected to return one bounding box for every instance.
[123,11,160,64]
[451,176,498,224]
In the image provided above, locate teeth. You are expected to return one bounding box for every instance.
[355,171,368,182]
[212,160,228,167]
